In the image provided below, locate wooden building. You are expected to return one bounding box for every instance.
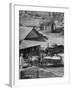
[40,22,52,32]
[19,27,48,58]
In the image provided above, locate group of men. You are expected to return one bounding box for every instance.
[19,53,44,70]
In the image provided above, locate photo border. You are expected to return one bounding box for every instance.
[10,3,70,87]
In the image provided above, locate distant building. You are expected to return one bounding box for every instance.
[40,21,52,32]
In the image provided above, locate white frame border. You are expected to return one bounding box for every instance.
[9,3,70,87]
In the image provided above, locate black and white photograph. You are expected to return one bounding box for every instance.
[19,10,64,79]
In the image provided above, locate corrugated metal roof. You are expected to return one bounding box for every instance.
[19,40,47,50]
[19,40,41,49]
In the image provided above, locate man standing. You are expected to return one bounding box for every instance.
[51,22,56,32]
[19,53,24,70]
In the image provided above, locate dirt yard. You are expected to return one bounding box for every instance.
[20,66,64,79]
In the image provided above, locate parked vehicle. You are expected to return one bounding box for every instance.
[43,55,62,65]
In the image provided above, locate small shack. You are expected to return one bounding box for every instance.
[40,21,52,32]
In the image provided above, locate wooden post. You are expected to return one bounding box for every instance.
[37,69,39,78]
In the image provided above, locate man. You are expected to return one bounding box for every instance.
[19,53,24,70]
[51,22,56,32]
